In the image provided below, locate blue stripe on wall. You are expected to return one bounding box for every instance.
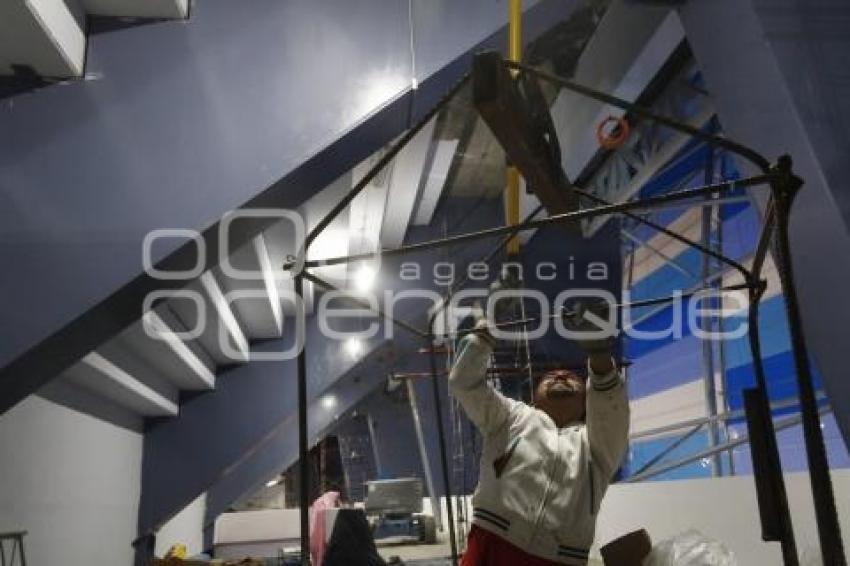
[725,349,824,414]
[628,337,703,400]
[626,430,716,481]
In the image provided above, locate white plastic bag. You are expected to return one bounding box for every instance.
[644,530,737,566]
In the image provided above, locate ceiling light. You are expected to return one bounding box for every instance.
[321,395,337,410]
[354,265,376,291]
[266,478,280,488]
[345,337,363,358]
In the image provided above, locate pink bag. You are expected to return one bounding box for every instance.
[309,491,341,565]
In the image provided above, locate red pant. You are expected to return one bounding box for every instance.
[461,525,564,566]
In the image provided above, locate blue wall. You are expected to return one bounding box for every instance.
[0,0,578,414]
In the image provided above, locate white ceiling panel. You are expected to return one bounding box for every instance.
[0,0,85,77]
[413,139,459,225]
[380,118,437,248]
[81,0,188,18]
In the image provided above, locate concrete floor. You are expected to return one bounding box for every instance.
[376,531,454,564]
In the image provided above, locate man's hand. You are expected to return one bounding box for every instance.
[469,317,497,348]
[487,266,522,323]
[563,299,616,374]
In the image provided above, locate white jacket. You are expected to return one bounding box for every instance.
[448,333,629,565]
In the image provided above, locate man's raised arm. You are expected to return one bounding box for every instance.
[448,327,517,436]
[585,353,630,479]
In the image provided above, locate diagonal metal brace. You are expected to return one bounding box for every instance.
[473,51,581,233]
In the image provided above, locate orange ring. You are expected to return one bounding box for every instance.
[596,116,630,150]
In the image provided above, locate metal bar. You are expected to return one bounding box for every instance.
[751,197,776,281]
[630,392,828,441]
[746,282,798,565]
[700,148,721,477]
[406,378,443,533]
[295,175,772,270]
[632,194,751,214]
[293,274,310,565]
[506,0,522,254]
[619,281,759,311]
[366,414,383,478]
[627,253,747,329]
[625,405,831,483]
[302,75,469,252]
[620,228,696,279]
[575,186,751,283]
[770,157,846,564]
[301,270,428,338]
[428,333,459,566]
[430,204,545,325]
[630,423,704,478]
[745,387,792,553]
[505,61,772,173]
[439,282,760,341]
[713,198,735,475]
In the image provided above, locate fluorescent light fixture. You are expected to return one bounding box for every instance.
[345,337,363,358]
[354,264,376,291]
[266,478,280,488]
[321,395,338,410]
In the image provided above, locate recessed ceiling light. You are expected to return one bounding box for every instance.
[345,337,363,358]
[354,264,376,291]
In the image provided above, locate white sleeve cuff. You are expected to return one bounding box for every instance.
[588,358,621,392]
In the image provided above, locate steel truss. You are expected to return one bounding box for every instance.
[283,58,845,566]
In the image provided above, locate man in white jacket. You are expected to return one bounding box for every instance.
[449,306,629,566]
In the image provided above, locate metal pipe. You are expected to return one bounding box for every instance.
[432,281,759,343]
[625,194,751,214]
[620,228,696,279]
[575,186,751,283]
[293,274,310,564]
[713,198,735,475]
[629,392,828,441]
[430,204,545,326]
[625,405,832,483]
[294,175,772,270]
[427,332,459,565]
[770,157,846,564]
[505,61,772,173]
[366,414,383,478]
[509,0,522,65]
[301,271,428,338]
[630,423,705,478]
[700,148,720,477]
[746,201,798,564]
[406,378,443,533]
[506,0,522,255]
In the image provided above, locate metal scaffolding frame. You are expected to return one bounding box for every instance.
[282,57,845,566]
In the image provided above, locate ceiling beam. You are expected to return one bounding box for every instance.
[65,352,179,417]
[81,0,188,19]
[0,0,86,77]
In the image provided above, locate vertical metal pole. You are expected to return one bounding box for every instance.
[406,378,443,532]
[428,334,459,566]
[366,414,384,478]
[714,195,735,475]
[771,157,846,565]
[701,148,721,477]
[505,0,522,255]
[747,285,799,566]
[294,274,311,565]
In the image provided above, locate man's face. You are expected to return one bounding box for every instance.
[534,370,586,425]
